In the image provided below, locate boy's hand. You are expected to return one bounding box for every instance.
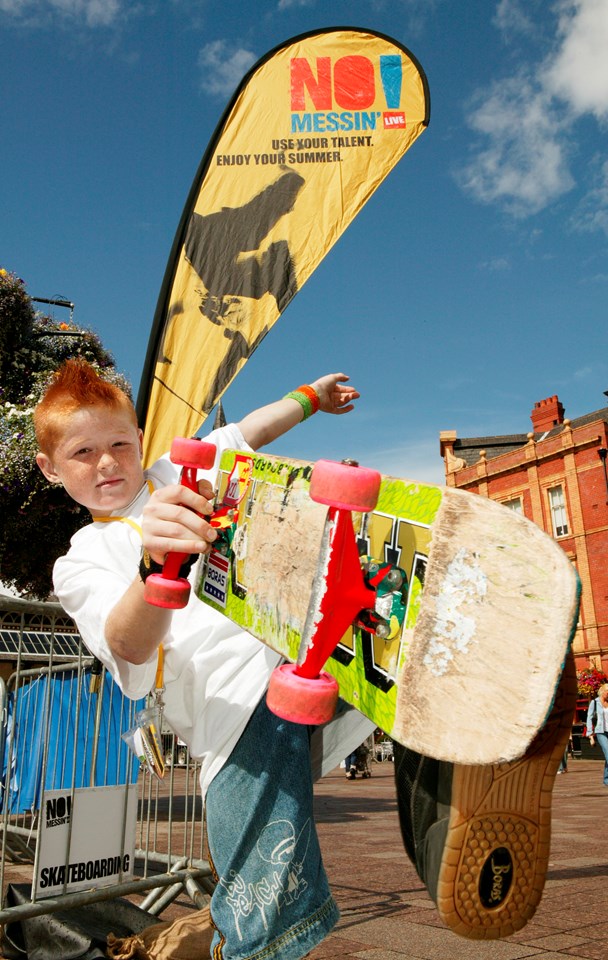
[142,479,217,564]
[311,373,360,415]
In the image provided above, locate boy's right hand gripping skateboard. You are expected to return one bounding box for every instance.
[184,447,580,767]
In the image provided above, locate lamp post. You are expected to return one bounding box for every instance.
[599,447,608,498]
[31,295,85,336]
[32,295,75,324]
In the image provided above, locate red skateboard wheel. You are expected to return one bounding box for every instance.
[170,438,216,470]
[310,459,381,512]
[144,573,191,609]
[266,663,339,726]
[143,438,216,611]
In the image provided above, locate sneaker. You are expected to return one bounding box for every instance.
[394,652,576,940]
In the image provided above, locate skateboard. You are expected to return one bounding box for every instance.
[163,445,579,767]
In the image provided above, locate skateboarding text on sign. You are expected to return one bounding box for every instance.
[36,785,137,899]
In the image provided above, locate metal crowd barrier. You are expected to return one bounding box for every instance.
[0,595,214,928]
[375,740,394,762]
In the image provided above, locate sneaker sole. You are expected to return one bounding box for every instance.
[434,652,576,939]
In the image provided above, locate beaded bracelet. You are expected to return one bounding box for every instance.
[284,385,321,421]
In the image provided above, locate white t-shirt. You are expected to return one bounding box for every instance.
[53,424,374,795]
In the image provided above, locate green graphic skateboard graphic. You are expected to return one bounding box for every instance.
[191,448,579,766]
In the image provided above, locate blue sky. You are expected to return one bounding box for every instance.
[2,0,608,484]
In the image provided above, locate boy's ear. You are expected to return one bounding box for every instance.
[36,451,61,484]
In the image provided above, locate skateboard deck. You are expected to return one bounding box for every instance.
[195,449,580,765]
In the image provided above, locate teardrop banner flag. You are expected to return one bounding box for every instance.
[137,27,430,466]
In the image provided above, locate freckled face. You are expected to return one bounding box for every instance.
[37,406,144,514]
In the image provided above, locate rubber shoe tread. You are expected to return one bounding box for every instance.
[395,652,577,940]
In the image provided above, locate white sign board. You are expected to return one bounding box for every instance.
[36,784,137,899]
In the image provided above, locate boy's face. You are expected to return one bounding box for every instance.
[36,405,145,515]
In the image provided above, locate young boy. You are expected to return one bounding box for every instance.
[34,358,375,960]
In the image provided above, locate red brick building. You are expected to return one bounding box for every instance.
[440,395,608,673]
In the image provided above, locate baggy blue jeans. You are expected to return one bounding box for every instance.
[205,696,339,959]
[595,731,608,785]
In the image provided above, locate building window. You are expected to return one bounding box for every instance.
[503,497,523,514]
[548,485,569,537]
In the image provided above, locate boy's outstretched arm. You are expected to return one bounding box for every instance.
[106,375,359,663]
[237,373,360,451]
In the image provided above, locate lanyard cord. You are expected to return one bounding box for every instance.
[92,480,164,696]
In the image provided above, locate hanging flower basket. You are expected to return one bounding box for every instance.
[577,668,608,700]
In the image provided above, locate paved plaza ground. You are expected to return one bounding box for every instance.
[1,756,605,958]
[308,758,607,960]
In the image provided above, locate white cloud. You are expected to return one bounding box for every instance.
[0,0,120,25]
[458,75,574,216]
[198,40,257,98]
[571,158,608,235]
[579,272,608,283]
[459,0,608,222]
[493,0,537,37]
[0,0,28,11]
[543,0,608,120]
[277,0,315,9]
[479,256,511,272]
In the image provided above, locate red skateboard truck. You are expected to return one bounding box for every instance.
[145,449,402,729]
[143,438,216,610]
[266,459,385,727]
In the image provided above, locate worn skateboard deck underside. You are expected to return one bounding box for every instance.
[196,450,580,764]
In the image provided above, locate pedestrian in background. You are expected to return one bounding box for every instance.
[587,683,608,787]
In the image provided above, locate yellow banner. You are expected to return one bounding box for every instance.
[137,28,430,465]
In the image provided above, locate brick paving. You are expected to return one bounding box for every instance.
[1,756,606,958]
[308,758,608,960]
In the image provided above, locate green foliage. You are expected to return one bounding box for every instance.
[0,269,34,396]
[0,268,132,599]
